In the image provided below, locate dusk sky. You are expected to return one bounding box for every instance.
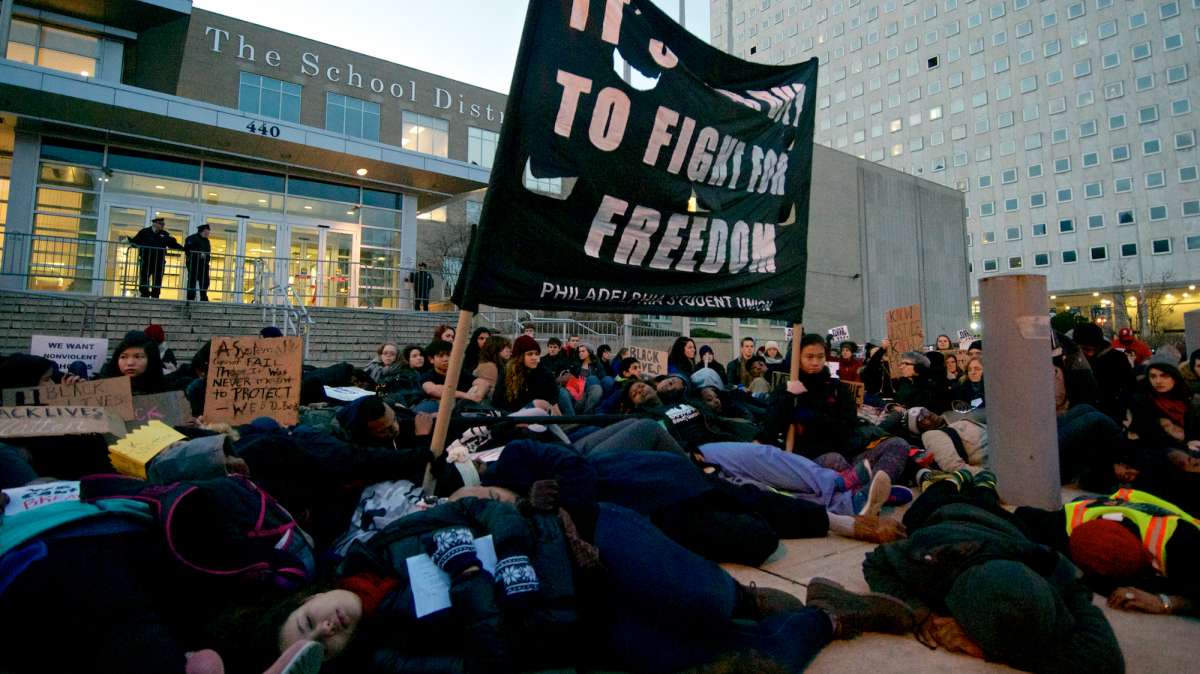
[193,0,713,94]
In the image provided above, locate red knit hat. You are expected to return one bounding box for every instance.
[1069,518,1150,579]
[143,324,166,344]
[512,334,540,357]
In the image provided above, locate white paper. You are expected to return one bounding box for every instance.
[827,361,840,378]
[406,534,497,618]
[828,325,850,341]
[323,386,376,402]
[3,481,81,517]
[957,328,973,340]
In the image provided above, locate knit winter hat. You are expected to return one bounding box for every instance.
[906,406,929,434]
[945,560,1067,663]
[901,351,930,370]
[512,334,540,357]
[698,345,715,358]
[1069,518,1151,579]
[143,324,166,344]
[764,340,781,353]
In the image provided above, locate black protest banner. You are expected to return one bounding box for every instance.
[453,0,817,321]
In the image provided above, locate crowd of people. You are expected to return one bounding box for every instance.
[0,316,1197,674]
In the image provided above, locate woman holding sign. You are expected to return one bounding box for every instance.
[101,331,166,394]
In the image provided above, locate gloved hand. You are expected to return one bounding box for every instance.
[422,526,479,578]
[495,554,540,606]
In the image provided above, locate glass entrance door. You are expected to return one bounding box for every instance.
[102,204,189,299]
[201,217,239,302]
[287,224,357,307]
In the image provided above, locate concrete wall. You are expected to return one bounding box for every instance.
[858,155,969,342]
[806,145,867,340]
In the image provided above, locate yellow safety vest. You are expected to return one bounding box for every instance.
[1063,488,1200,575]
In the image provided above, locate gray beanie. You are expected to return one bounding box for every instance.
[901,351,931,371]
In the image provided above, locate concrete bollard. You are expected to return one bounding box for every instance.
[1185,309,1200,356]
[979,274,1061,509]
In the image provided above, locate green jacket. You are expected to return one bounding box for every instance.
[863,503,1124,674]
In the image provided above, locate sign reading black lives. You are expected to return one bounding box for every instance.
[454,0,817,321]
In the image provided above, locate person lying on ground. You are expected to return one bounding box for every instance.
[864,469,1125,674]
[232,491,913,674]
[1011,486,1200,617]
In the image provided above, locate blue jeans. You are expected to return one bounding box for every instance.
[699,442,857,515]
[594,503,832,672]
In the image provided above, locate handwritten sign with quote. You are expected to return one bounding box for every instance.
[39,377,135,421]
[204,336,302,426]
[886,304,924,375]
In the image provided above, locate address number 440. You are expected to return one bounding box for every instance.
[245,121,281,137]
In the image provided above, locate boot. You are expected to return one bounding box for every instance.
[805,577,914,639]
[734,581,807,619]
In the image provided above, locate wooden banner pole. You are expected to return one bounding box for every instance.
[784,322,803,452]
[423,309,475,494]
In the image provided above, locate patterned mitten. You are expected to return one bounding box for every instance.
[422,526,479,578]
[494,554,540,606]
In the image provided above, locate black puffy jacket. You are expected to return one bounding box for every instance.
[338,497,579,674]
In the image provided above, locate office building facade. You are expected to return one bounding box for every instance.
[717,0,1200,333]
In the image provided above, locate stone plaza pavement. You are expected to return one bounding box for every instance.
[721,493,1200,673]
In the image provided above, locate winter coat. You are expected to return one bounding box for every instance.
[920,419,988,472]
[863,504,1123,674]
[338,497,579,673]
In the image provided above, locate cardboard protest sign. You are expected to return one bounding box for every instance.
[886,304,924,374]
[0,406,125,438]
[453,0,817,322]
[3,481,81,517]
[828,325,850,343]
[845,381,865,408]
[30,335,108,378]
[204,336,302,426]
[108,420,186,479]
[628,345,668,376]
[1,387,41,407]
[131,391,192,428]
[39,376,135,421]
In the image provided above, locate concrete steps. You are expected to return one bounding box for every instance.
[0,291,465,367]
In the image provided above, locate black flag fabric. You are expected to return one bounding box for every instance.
[453,0,818,321]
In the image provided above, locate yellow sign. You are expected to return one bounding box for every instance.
[108,420,185,479]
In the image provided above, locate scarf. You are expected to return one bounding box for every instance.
[1152,394,1188,429]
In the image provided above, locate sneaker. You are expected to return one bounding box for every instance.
[917,468,965,492]
[857,471,891,517]
[805,577,914,639]
[737,581,807,619]
[972,469,998,492]
[887,485,914,506]
[263,640,323,674]
[455,425,493,451]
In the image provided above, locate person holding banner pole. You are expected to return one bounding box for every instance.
[786,324,803,452]
[423,310,476,493]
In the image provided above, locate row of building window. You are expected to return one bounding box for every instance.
[237,72,501,167]
[761,0,1190,68]
[969,201,1200,246]
[977,237,1187,274]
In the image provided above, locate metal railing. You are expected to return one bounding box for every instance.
[0,232,454,310]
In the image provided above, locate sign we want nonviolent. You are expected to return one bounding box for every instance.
[454,0,817,322]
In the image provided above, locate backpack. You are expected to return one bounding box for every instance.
[80,473,315,592]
